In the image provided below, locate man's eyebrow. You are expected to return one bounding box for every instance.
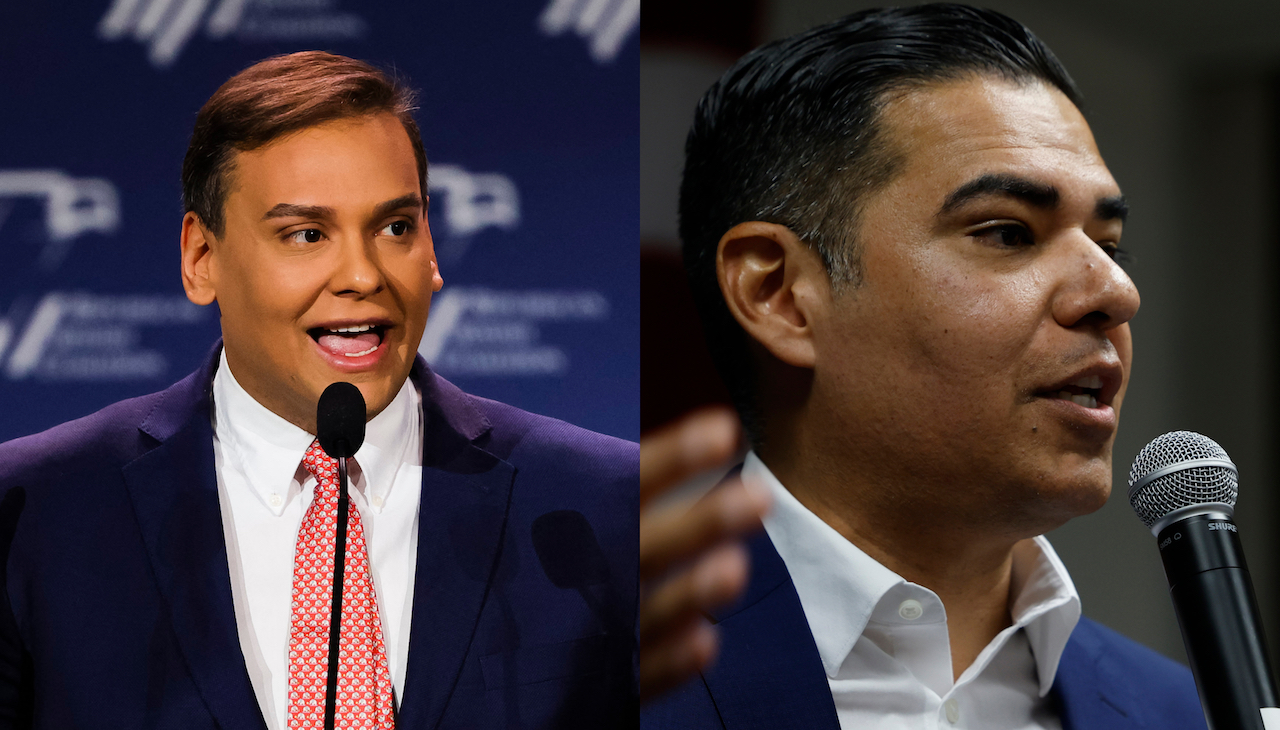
[262,203,335,221]
[260,194,424,222]
[1096,195,1129,223]
[371,193,424,219]
[938,174,1060,216]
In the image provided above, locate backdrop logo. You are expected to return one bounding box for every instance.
[0,293,207,382]
[539,0,638,63]
[430,164,521,264]
[0,169,210,383]
[0,170,120,270]
[420,289,610,377]
[98,0,368,68]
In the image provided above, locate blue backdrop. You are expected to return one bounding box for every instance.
[0,0,639,442]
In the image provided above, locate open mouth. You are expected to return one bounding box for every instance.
[1041,374,1103,409]
[307,324,388,358]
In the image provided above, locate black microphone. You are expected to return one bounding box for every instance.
[315,382,365,730]
[317,382,365,459]
[1128,431,1280,730]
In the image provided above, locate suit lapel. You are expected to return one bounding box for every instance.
[701,529,841,730]
[1054,617,1146,727]
[1053,621,1143,730]
[121,350,267,730]
[396,360,517,729]
[116,348,517,729]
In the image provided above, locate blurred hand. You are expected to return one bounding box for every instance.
[639,407,771,703]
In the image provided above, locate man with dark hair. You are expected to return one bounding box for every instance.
[0,52,636,729]
[642,5,1205,728]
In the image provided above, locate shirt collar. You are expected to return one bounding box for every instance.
[1010,530,1082,695]
[354,369,422,508]
[212,349,420,515]
[745,451,1080,696]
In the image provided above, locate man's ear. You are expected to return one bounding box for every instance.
[180,212,217,306]
[422,198,443,293]
[717,221,823,369]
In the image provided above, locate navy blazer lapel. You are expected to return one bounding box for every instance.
[1053,621,1142,730]
[700,528,840,730]
[397,359,517,729]
[121,346,266,729]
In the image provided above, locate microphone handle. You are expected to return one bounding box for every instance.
[1159,514,1279,730]
[324,455,352,730]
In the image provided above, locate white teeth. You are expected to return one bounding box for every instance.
[331,324,374,333]
[1050,390,1099,408]
[343,345,378,357]
[1070,393,1098,408]
[1071,374,1104,389]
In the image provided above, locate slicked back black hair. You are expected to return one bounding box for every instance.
[680,3,1082,444]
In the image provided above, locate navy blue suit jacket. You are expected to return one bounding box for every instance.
[0,345,638,729]
[643,529,1207,730]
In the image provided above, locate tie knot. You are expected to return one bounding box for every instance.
[302,438,339,483]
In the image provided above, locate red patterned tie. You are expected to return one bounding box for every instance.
[287,439,396,729]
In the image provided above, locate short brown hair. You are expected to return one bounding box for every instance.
[182,51,427,236]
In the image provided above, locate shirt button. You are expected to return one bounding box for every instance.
[944,698,960,723]
[372,495,385,508]
[267,493,283,508]
[898,599,924,620]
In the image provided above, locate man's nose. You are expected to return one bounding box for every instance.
[330,233,386,297]
[1052,234,1141,330]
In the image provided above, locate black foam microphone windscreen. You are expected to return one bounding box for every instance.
[316,382,366,459]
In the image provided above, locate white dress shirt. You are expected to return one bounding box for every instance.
[211,351,423,730]
[744,451,1082,730]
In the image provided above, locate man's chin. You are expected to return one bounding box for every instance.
[1064,480,1112,518]
[352,382,399,422]
[318,363,413,423]
[1028,474,1113,530]
[985,459,1114,538]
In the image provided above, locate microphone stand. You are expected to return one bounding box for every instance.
[323,452,351,730]
[314,382,365,730]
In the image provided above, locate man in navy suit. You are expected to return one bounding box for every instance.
[641,5,1206,728]
[0,52,636,728]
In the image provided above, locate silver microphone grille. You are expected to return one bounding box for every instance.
[1127,431,1238,529]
